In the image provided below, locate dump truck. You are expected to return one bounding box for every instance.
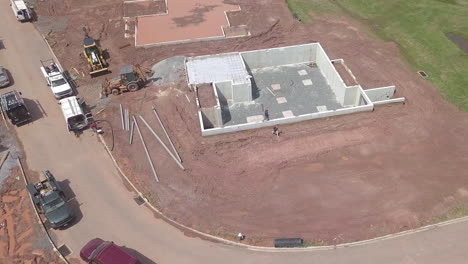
[10,0,32,22]
[26,170,74,229]
[40,59,74,99]
[58,96,88,134]
[0,90,32,126]
[101,65,152,97]
[83,29,108,76]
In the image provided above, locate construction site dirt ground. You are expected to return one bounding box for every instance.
[35,0,468,245]
[0,168,62,264]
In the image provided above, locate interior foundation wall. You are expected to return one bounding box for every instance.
[315,44,347,106]
[215,81,233,103]
[232,82,252,102]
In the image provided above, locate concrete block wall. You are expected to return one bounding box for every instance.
[315,44,347,106]
[240,43,318,70]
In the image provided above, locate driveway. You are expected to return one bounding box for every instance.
[1,1,468,263]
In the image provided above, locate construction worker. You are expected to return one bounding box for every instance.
[273,125,279,137]
[264,108,270,121]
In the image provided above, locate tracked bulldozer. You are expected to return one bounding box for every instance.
[101,65,153,97]
[82,28,108,76]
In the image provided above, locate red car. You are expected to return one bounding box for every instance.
[80,238,139,264]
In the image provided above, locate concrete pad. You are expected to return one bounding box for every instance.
[302,79,313,86]
[316,105,328,112]
[282,110,294,118]
[276,97,287,104]
[298,70,308,76]
[271,84,281,90]
[246,115,264,123]
[136,0,241,46]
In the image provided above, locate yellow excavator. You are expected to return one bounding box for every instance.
[82,28,108,76]
[101,65,153,97]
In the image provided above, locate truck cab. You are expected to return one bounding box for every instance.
[58,96,88,133]
[10,0,32,22]
[0,90,32,126]
[26,170,74,229]
[40,60,73,99]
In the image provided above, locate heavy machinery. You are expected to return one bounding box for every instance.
[101,65,152,97]
[82,28,108,76]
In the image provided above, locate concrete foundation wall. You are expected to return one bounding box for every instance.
[364,86,396,101]
[201,104,374,136]
[232,82,252,102]
[240,43,318,70]
[215,81,233,103]
[315,44,347,106]
[343,85,360,106]
[200,107,223,129]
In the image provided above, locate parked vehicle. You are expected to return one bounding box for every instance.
[26,170,74,229]
[80,238,139,264]
[0,66,11,87]
[0,90,32,126]
[40,59,73,99]
[10,0,32,22]
[58,96,88,134]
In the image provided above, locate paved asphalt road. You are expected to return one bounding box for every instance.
[1,2,468,263]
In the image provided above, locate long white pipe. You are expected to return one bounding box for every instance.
[152,107,181,163]
[133,116,159,182]
[139,115,185,170]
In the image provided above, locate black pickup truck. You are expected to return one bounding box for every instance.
[0,90,32,126]
[26,170,74,229]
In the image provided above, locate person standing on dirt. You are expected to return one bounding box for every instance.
[273,125,280,137]
[264,108,270,121]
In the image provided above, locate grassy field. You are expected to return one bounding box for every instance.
[287,0,468,111]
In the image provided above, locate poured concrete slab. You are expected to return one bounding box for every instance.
[221,64,342,127]
[136,0,241,46]
[186,53,248,84]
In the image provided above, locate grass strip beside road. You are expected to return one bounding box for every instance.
[286,0,468,110]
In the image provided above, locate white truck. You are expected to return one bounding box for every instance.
[40,59,74,99]
[10,0,32,22]
[58,96,89,134]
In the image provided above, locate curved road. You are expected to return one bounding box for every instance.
[1,2,468,263]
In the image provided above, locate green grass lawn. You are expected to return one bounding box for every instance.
[286,0,468,110]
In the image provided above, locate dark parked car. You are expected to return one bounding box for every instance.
[26,170,74,229]
[80,238,139,264]
[0,66,11,87]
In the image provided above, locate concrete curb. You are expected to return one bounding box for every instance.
[98,134,468,252]
[18,158,69,263]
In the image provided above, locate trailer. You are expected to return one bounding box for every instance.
[10,0,32,22]
[40,59,74,99]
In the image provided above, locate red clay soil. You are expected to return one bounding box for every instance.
[123,0,167,18]
[136,0,240,46]
[37,0,468,246]
[334,61,358,86]
[196,84,218,108]
[0,168,61,263]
